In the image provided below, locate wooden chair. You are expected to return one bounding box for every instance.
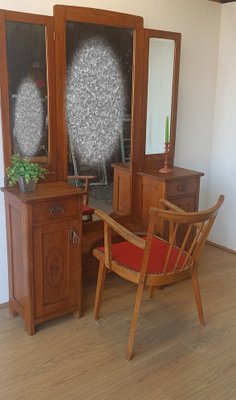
[93,195,224,360]
[68,175,96,221]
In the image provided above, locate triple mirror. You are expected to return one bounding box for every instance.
[0,8,181,203]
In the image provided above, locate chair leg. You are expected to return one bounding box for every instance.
[148,286,154,298]
[94,261,107,320]
[126,282,145,360]
[191,267,205,327]
[148,285,164,298]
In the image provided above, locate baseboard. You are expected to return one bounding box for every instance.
[0,302,9,309]
[207,240,236,255]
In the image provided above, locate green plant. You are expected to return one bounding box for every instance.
[6,154,48,186]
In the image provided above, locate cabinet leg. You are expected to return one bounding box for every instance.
[9,308,19,317]
[73,305,82,318]
[25,319,36,335]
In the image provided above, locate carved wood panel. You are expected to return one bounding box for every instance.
[33,219,80,319]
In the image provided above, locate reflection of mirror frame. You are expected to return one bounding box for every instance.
[0,10,57,180]
[140,29,181,170]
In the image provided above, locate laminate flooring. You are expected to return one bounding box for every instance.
[0,244,236,400]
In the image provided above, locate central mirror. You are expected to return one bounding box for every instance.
[66,21,133,185]
[54,5,143,214]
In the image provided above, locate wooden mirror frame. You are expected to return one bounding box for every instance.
[140,29,181,171]
[53,5,144,210]
[0,10,57,181]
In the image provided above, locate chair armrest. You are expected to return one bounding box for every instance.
[95,209,146,250]
[159,199,203,230]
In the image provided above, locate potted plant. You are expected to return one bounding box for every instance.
[6,154,48,191]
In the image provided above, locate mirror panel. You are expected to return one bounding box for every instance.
[145,38,175,154]
[6,21,48,159]
[66,21,133,183]
[54,4,144,196]
[0,10,57,179]
[141,29,181,168]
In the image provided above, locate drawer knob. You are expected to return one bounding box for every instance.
[48,205,65,215]
[177,184,187,192]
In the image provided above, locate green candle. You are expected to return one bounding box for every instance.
[165,116,169,144]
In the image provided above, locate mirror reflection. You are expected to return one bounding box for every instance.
[66,21,133,186]
[145,38,175,155]
[6,21,48,160]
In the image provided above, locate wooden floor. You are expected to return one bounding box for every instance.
[1,244,236,400]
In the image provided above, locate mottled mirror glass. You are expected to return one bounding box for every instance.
[145,38,175,154]
[6,21,48,160]
[66,22,133,184]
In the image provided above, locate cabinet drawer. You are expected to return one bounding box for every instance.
[167,178,197,197]
[32,197,80,223]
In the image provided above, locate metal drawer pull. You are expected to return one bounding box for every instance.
[177,184,187,192]
[71,228,79,245]
[48,205,65,215]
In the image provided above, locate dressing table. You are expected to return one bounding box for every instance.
[0,7,204,326]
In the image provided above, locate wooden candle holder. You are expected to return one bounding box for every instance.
[159,142,173,174]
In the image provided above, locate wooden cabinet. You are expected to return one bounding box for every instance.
[1,182,83,334]
[137,167,203,236]
[137,167,203,218]
[112,163,131,215]
[112,164,204,227]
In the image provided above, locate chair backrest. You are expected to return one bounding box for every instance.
[68,175,96,205]
[95,195,224,281]
[142,195,225,276]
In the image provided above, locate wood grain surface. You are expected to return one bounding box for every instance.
[0,244,236,400]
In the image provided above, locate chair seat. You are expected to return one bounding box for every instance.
[99,236,188,275]
[82,204,95,215]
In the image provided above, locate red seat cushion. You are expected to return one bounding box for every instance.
[82,204,95,215]
[99,236,187,274]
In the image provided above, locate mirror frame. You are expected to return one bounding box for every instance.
[53,5,144,216]
[140,29,181,170]
[0,10,57,180]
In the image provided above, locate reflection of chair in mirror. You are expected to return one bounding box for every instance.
[69,140,108,186]
[68,175,96,222]
[93,195,224,360]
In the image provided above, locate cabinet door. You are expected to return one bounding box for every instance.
[33,219,81,320]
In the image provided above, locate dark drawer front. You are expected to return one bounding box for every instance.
[32,197,79,223]
[167,178,197,197]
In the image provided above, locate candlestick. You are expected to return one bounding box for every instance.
[159,142,173,174]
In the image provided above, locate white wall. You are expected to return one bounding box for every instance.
[208,3,236,250]
[0,0,222,303]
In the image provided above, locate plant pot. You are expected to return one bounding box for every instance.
[18,176,36,192]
